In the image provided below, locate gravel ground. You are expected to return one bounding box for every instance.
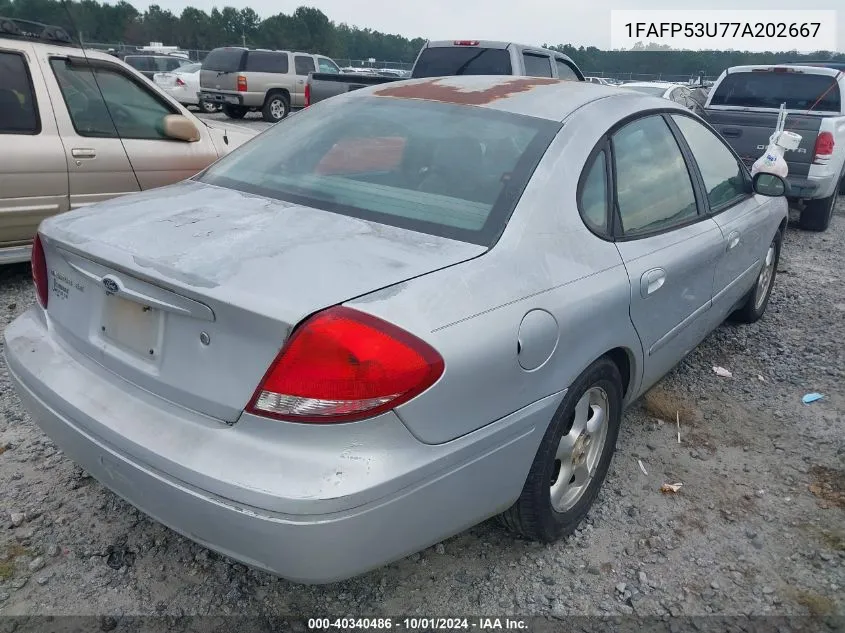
[0,202,843,622]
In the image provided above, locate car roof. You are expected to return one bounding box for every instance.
[351,75,670,122]
[623,82,679,88]
[424,40,576,60]
[724,64,842,78]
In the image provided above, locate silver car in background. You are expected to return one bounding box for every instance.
[4,76,788,584]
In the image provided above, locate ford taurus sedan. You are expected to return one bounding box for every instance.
[4,76,789,584]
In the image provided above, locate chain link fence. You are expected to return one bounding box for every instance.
[80,44,715,82]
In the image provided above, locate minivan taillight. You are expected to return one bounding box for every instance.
[814,131,834,162]
[31,233,48,309]
[304,82,311,107]
[246,306,444,423]
[237,75,247,91]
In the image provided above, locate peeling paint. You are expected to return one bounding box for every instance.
[374,77,561,105]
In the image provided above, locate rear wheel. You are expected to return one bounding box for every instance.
[730,229,782,324]
[262,92,290,122]
[799,189,838,232]
[199,100,219,114]
[500,357,623,542]
[222,104,247,119]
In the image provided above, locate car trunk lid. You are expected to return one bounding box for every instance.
[38,180,485,424]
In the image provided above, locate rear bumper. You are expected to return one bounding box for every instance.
[786,165,842,200]
[0,243,32,265]
[4,308,560,583]
[200,90,263,108]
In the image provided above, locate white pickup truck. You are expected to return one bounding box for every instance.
[704,64,845,232]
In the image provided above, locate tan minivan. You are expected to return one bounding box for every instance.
[0,19,255,264]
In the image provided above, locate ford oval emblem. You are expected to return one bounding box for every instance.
[102,277,119,294]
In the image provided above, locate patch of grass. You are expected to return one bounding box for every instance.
[809,465,845,509]
[3,544,29,559]
[820,530,845,551]
[641,385,697,424]
[0,445,6,455]
[0,560,13,580]
[795,590,837,616]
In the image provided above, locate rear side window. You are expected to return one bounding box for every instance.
[710,71,841,112]
[202,48,244,73]
[579,150,608,232]
[294,55,315,76]
[0,51,40,134]
[523,53,552,78]
[555,59,579,81]
[198,96,558,246]
[246,52,288,73]
[412,47,513,78]
[124,57,150,71]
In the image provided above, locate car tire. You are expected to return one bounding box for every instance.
[222,104,247,119]
[799,189,838,232]
[199,100,219,114]
[500,356,623,543]
[839,176,845,196]
[729,228,782,324]
[262,92,290,122]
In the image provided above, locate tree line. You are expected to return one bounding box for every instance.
[3,0,843,75]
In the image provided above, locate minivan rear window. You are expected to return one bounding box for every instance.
[197,96,558,246]
[412,47,512,78]
[710,70,841,112]
[202,48,244,73]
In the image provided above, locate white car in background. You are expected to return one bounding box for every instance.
[622,81,706,114]
[586,76,612,85]
[153,62,219,113]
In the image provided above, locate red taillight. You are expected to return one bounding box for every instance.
[31,233,48,309]
[304,82,311,107]
[175,77,186,86]
[453,40,479,46]
[814,131,835,158]
[237,75,247,92]
[246,306,444,423]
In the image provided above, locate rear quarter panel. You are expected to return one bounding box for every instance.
[347,96,647,445]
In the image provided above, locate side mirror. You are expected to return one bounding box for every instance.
[162,114,200,142]
[752,172,787,197]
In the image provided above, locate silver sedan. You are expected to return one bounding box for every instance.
[4,75,788,584]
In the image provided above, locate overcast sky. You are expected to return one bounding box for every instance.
[139,0,843,52]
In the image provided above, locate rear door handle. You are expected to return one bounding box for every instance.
[721,128,741,138]
[71,148,96,159]
[640,268,666,298]
[727,231,741,251]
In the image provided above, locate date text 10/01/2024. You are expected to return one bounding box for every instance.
[624,22,821,39]
[308,618,529,630]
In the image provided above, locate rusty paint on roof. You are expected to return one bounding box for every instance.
[373,77,561,105]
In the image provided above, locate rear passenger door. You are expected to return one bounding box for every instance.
[669,113,772,316]
[292,55,316,106]
[245,51,289,106]
[0,45,68,253]
[606,114,725,389]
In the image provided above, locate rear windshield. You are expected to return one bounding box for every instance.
[710,71,841,112]
[202,48,244,73]
[197,96,558,246]
[412,46,512,78]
